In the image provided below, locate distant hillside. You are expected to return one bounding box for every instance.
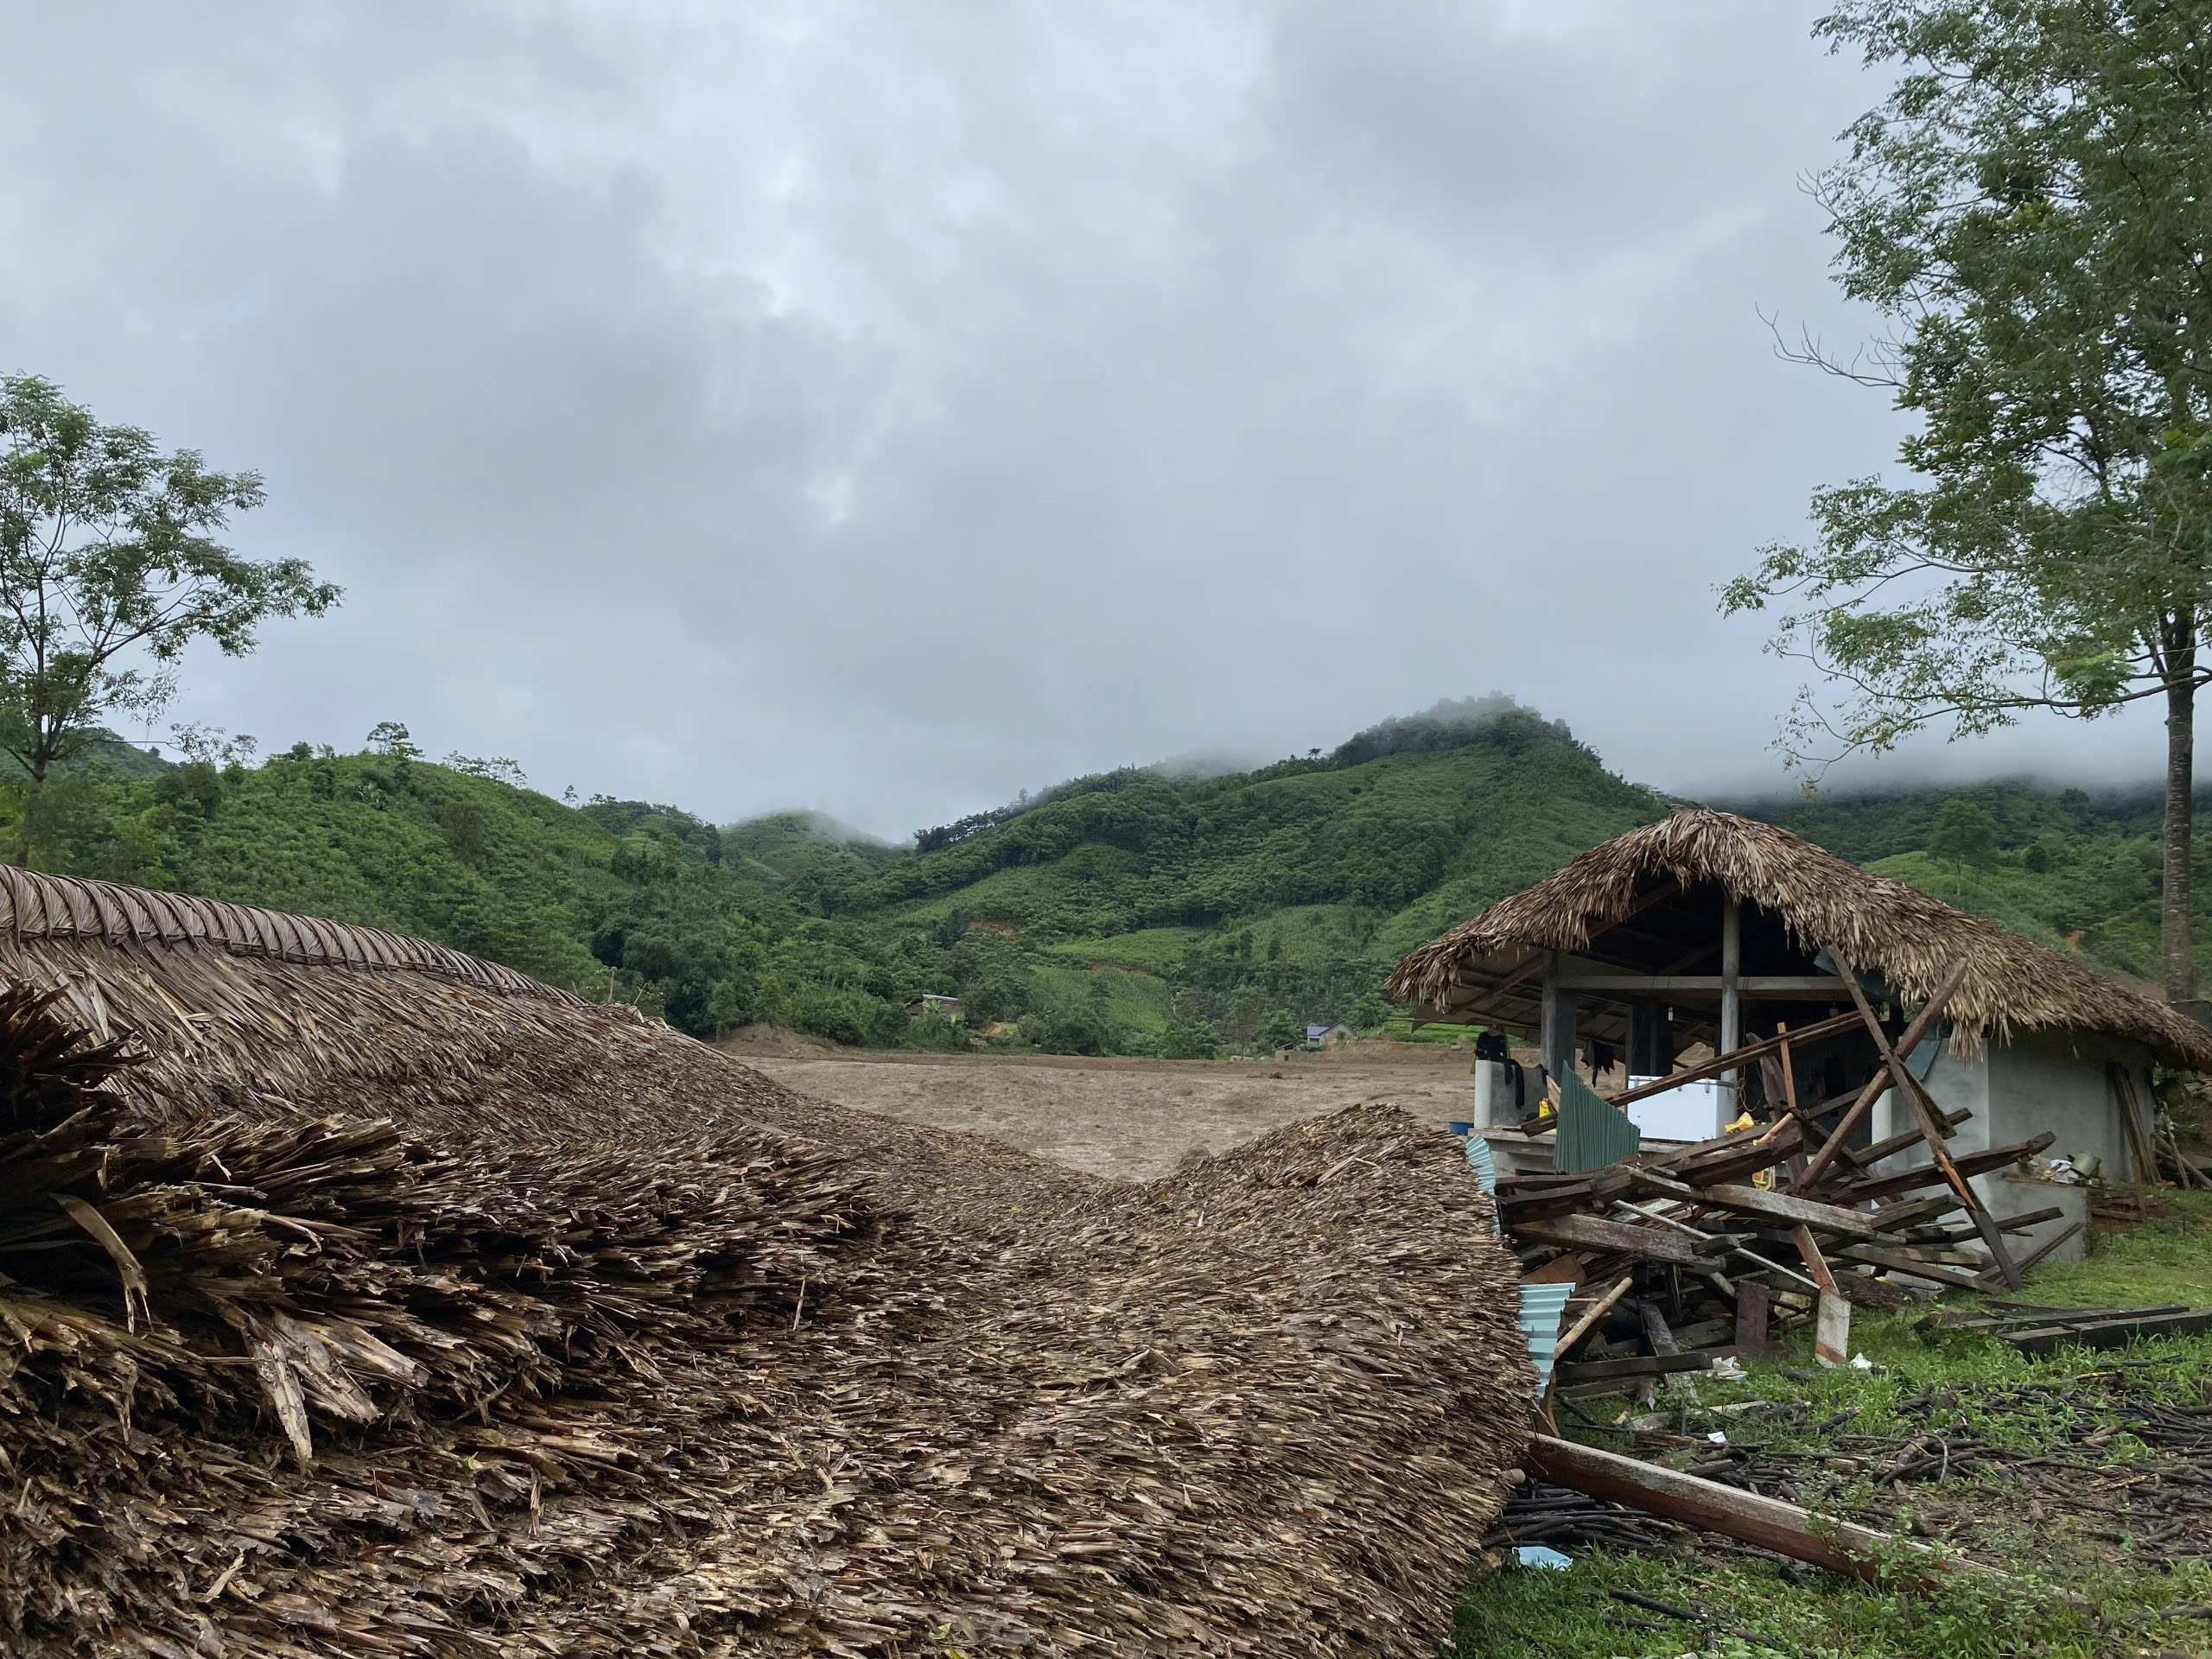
[16,702,2210,1057]
[823,700,1664,1046]
[1738,780,2202,988]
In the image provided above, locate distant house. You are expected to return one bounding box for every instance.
[1306,1024,1355,1047]
[906,993,963,1020]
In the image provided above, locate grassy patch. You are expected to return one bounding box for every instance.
[1453,1207,2212,1656]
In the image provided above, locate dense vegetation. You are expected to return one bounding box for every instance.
[17,699,2212,1057]
[1745,781,2203,987]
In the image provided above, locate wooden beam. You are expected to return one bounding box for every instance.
[2001,1304,2212,1353]
[1794,960,1968,1192]
[2109,1065,2160,1186]
[1831,953,2023,1292]
[1609,1011,1866,1109]
[1554,1352,1715,1383]
[1555,1272,1637,1357]
[1444,949,1548,1023]
[1514,1212,1736,1264]
[1827,1134,2056,1205]
[1855,1106,1974,1169]
[1691,1182,1901,1243]
[1554,974,1855,995]
[1829,1243,1995,1291]
[1973,1220,2084,1287]
[1523,1435,1908,1580]
[1719,893,1742,1132]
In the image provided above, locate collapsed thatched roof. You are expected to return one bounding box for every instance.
[0,874,1536,1656]
[0,862,789,1141]
[1390,806,2212,1069]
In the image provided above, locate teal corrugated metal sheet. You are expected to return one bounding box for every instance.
[1553,1068,1642,1173]
[1461,1131,1501,1233]
[1519,1281,1576,1399]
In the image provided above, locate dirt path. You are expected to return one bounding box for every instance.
[730,1040,1480,1180]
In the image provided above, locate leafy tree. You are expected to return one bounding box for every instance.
[1156,1012,1218,1060]
[0,377,340,862]
[1927,798,2000,886]
[366,721,421,760]
[1721,3,2212,999]
[1249,1007,1301,1054]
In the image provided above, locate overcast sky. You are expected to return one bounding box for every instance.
[0,3,2173,837]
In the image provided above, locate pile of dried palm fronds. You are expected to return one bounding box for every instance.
[0,984,1530,1657]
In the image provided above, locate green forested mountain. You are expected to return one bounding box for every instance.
[12,704,2206,1055]
[1741,782,2191,989]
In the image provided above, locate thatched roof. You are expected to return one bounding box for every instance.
[0,873,1536,1656]
[1390,806,2212,1069]
[0,862,796,1141]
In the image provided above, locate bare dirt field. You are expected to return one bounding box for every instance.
[722,1030,1484,1180]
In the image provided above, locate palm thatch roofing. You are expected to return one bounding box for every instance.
[1390,806,2212,1070]
[0,868,1535,1656]
[0,862,788,1141]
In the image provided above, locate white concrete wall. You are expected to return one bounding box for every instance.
[1866,1025,2142,1267]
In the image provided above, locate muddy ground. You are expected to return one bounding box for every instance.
[722,1030,1487,1180]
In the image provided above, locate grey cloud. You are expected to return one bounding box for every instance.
[0,1,2160,838]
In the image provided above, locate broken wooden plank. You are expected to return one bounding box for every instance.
[1609,1011,1866,1109]
[1795,959,1969,1191]
[1516,1212,1735,1265]
[1852,1105,1974,1170]
[1690,1182,1900,1243]
[1522,1434,1906,1580]
[2004,1306,2212,1355]
[1971,1221,2085,1287]
[1555,1272,1637,1357]
[2108,1065,2160,1187]
[1523,1251,1587,1286]
[1829,1243,1996,1291]
[1554,1352,1715,1383]
[1916,1205,2064,1245]
[1827,1135,2056,1205]
[1830,955,2022,1292]
[1733,1279,1779,1357]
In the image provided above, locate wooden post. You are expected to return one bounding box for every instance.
[1833,958,2024,1291]
[1718,893,1742,1134]
[1524,1436,1923,1581]
[1795,959,1969,1192]
[1541,952,1576,1090]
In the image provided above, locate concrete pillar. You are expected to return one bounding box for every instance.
[1541,951,1576,1093]
[1719,893,1742,1134]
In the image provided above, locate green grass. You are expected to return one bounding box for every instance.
[1453,1200,2212,1657]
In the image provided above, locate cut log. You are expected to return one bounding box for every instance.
[1523,1435,1908,1580]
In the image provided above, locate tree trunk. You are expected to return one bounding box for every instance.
[2161,618,2197,1004]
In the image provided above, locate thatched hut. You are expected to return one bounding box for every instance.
[0,865,1533,1657]
[1391,809,2212,1249]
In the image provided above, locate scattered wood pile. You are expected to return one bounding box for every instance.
[0,981,1534,1657]
[1490,1370,2212,1574]
[1500,961,2079,1383]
